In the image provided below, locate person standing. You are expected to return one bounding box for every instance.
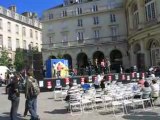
[151,79,159,100]
[94,59,98,74]
[100,59,105,74]
[94,74,102,89]
[25,70,40,120]
[7,74,20,120]
[52,62,56,78]
[57,63,63,78]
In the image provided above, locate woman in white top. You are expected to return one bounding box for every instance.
[94,74,102,89]
[151,79,159,99]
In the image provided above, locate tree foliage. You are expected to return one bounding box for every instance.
[0,49,11,67]
[14,49,25,72]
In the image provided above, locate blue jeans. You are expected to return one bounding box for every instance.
[10,97,20,120]
[27,97,39,120]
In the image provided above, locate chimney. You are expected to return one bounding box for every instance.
[8,5,16,12]
[22,12,32,17]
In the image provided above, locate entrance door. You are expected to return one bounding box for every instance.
[110,50,122,72]
[137,53,145,71]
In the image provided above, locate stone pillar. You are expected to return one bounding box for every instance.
[156,0,160,22]
[137,0,145,28]
[140,40,145,53]
[130,44,134,66]
[128,7,134,31]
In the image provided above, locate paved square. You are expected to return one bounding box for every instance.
[0,86,160,120]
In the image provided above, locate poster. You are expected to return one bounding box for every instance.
[46,59,69,78]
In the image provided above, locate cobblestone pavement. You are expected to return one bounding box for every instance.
[0,86,160,120]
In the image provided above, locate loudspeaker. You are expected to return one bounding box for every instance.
[33,53,44,80]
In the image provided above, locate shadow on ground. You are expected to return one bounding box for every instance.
[44,109,68,114]
[122,111,160,120]
[0,112,27,120]
[48,97,64,102]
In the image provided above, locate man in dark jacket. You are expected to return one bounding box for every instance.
[6,74,20,120]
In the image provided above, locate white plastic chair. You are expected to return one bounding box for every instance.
[69,93,82,115]
[53,85,62,100]
[111,95,125,116]
[132,92,153,111]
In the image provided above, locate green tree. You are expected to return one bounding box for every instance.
[0,49,11,66]
[14,48,25,72]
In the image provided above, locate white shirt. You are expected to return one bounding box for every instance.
[150,74,155,78]
[94,75,101,85]
[151,83,159,92]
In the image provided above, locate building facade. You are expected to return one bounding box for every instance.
[42,0,129,71]
[0,5,42,61]
[126,0,160,70]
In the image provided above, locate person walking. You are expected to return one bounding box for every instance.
[23,99,29,117]
[7,74,21,120]
[25,70,40,120]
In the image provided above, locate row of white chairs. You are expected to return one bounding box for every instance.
[67,87,156,116]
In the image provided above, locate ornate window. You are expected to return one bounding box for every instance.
[94,29,100,40]
[77,19,83,27]
[110,13,116,23]
[16,39,20,48]
[150,40,160,66]
[15,24,19,34]
[93,5,98,12]
[76,8,82,15]
[22,27,26,36]
[77,31,84,43]
[8,37,12,50]
[93,16,99,25]
[145,0,156,21]
[7,22,11,32]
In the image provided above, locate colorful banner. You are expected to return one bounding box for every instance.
[46,59,69,78]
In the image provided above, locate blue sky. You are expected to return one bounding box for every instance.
[0,0,63,17]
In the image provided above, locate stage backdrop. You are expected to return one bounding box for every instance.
[46,59,69,78]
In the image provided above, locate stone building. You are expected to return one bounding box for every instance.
[0,5,42,62]
[42,0,129,71]
[126,0,160,70]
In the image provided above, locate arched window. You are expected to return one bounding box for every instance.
[150,40,160,66]
[145,0,156,21]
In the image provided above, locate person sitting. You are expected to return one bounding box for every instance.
[151,79,159,100]
[138,77,145,87]
[65,82,79,102]
[141,81,152,99]
[81,79,90,92]
[100,76,107,90]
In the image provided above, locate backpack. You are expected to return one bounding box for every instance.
[30,78,40,97]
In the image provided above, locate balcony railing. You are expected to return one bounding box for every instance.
[0,6,42,28]
[129,18,159,35]
[42,35,127,50]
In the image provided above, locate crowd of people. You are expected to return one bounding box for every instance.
[64,72,160,107]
